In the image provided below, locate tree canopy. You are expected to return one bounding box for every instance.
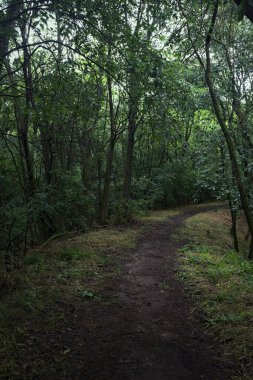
[1,0,253,261]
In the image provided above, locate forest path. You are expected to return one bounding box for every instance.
[56,208,230,380]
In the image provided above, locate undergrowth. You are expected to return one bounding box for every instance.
[176,209,253,380]
[0,202,225,378]
[0,225,143,379]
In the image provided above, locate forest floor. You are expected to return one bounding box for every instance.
[1,204,253,379]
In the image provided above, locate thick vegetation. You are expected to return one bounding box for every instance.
[1,0,253,269]
[0,221,143,377]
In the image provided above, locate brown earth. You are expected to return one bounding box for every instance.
[20,208,233,380]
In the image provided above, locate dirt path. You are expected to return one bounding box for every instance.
[35,208,231,379]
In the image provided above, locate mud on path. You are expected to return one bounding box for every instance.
[35,208,231,379]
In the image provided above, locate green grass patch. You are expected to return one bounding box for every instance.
[23,252,44,266]
[139,202,224,225]
[175,209,253,379]
[139,209,180,223]
[57,247,90,261]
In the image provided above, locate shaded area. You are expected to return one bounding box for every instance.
[234,0,253,22]
[22,208,232,380]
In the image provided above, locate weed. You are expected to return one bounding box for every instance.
[58,247,87,261]
[159,281,170,290]
[80,289,96,298]
[61,267,83,279]
[24,252,43,266]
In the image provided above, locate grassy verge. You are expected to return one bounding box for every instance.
[138,201,224,224]
[175,209,253,379]
[0,225,143,378]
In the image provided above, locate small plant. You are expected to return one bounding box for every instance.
[58,248,85,261]
[14,290,40,313]
[24,252,43,266]
[80,289,96,298]
[159,281,170,290]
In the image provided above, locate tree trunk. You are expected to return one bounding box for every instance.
[5,60,35,197]
[122,55,140,201]
[122,115,136,200]
[100,141,115,224]
[80,127,92,188]
[0,0,21,76]
[220,145,239,253]
[205,1,253,259]
[228,200,239,253]
[39,123,54,185]
[100,73,117,224]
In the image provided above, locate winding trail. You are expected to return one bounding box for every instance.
[34,208,232,380]
[55,208,231,380]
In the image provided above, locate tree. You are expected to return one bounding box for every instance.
[180,0,253,258]
[233,0,253,22]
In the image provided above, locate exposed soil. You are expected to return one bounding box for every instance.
[21,208,232,379]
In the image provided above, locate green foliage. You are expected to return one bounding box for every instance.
[154,159,197,208]
[23,253,43,266]
[131,177,163,209]
[80,289,96,298]
[58,247,86,261]
[1,0,253,283]
[44,173,96,231]
[110,198,149,223]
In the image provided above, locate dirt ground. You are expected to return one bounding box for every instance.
[20,208,233,380]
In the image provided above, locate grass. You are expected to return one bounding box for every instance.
[139,201,224,225]
[139,209,180,223]
[159,281,170,291]
[0,224,145,379]
[0,201,228,378]
[175,209,253,379]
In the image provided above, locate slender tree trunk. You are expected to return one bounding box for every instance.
[39,123,54,186]
[5,60,35,197]
[123,78,139,201]
[205,1,253,259]
[122,113,136,200]
[80,127,92,188]
[229,199,239,252]
[100,73,117,224]
[100,140,115,224]
[0,0,21,76]
[220,145,239,252]
[56,11,62,62]
[97,157,103,221]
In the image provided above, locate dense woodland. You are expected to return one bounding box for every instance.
[1,0,253,267]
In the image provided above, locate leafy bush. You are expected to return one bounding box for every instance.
[109,198,150,223]
[154,159,197,207]
[0,172,96,253]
